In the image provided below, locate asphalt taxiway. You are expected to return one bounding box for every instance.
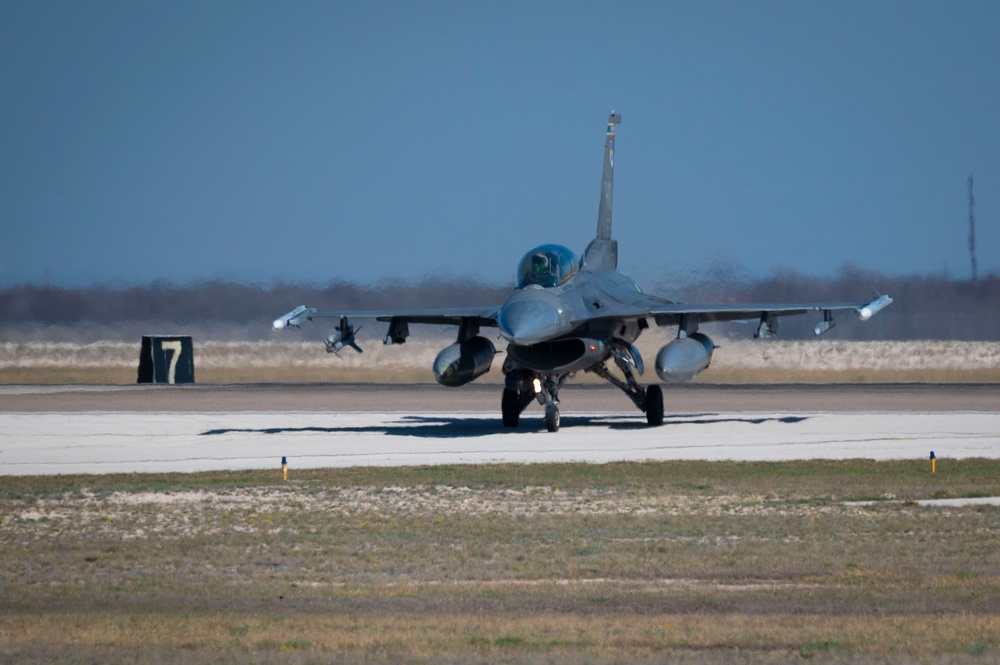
[1,383,998,475]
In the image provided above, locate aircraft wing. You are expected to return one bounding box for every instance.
[645,301,866,324]
[573,291,892,336]
[273,305,500,330]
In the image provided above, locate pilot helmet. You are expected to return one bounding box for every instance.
[531,253,550,276]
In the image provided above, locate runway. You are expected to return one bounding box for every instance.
[1,383,998,475]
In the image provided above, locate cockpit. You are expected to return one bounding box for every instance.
[516,244,579,288]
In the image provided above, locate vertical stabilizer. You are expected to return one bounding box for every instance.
[596,110,620,240]
[582,111,621,272]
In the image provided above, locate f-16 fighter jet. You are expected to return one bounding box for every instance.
[274,112,892,431]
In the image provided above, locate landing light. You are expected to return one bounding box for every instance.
[532,378,542,394]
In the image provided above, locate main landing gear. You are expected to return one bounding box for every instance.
[589,360,664,426]
[645,384,664,426]
[501,387,533,428]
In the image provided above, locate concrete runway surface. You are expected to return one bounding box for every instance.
[1,383,998,475]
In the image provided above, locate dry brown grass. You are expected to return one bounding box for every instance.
[1,461,998,663]
[6,365,1000,384]
[3,338,1000,384]
[2,613,997,663]
[0,365,437,384]
[697,367,1000,383]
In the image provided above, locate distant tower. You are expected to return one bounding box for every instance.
[968,174,978,280]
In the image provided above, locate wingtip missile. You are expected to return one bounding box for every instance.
[857,294,893,321]
[273,305,314,330]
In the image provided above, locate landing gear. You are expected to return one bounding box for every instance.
[500,365,567,432]
[501,384,562,432]
[501,388,527,427]
[544,403,560,432]
[501,366,535,428]
[501,387,560,431]
[645,384,664,426]
[588,350,665,427]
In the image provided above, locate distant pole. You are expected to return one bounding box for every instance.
[968,174,978,280]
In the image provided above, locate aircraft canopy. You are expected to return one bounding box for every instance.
[516,244,578,288]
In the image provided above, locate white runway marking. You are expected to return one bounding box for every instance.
[2,410,998,475]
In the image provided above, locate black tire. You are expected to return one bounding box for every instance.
[545,403,560,432]
[502,389,521,428]
[645,384,664,426]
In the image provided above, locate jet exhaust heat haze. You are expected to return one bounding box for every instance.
[273,112,892,431]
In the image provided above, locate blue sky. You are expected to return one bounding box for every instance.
[2,1,998,287]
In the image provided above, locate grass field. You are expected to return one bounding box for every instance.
[2,460,998,663]
[3,339,1000,384]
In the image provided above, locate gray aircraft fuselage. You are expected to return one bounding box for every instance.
[498,269,646,374]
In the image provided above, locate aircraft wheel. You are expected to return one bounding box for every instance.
[645,384,664,426]
[501,389,521,428]
[545,403,560,432]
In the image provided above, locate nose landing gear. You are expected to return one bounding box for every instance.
[500,368,567,432]
[544,402,560,432]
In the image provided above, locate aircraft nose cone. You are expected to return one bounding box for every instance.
[498,300,562,345]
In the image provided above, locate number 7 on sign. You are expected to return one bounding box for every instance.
[160,340,183,384]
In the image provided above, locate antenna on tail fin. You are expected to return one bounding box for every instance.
[582,110,621,272]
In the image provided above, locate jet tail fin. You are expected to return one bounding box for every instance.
[596,110,620,241]
[582,110,621,272]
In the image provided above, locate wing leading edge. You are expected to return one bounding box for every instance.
[570,291,892,338]
[274,305,499,331]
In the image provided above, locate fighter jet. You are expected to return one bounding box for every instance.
[273,112,892,431]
